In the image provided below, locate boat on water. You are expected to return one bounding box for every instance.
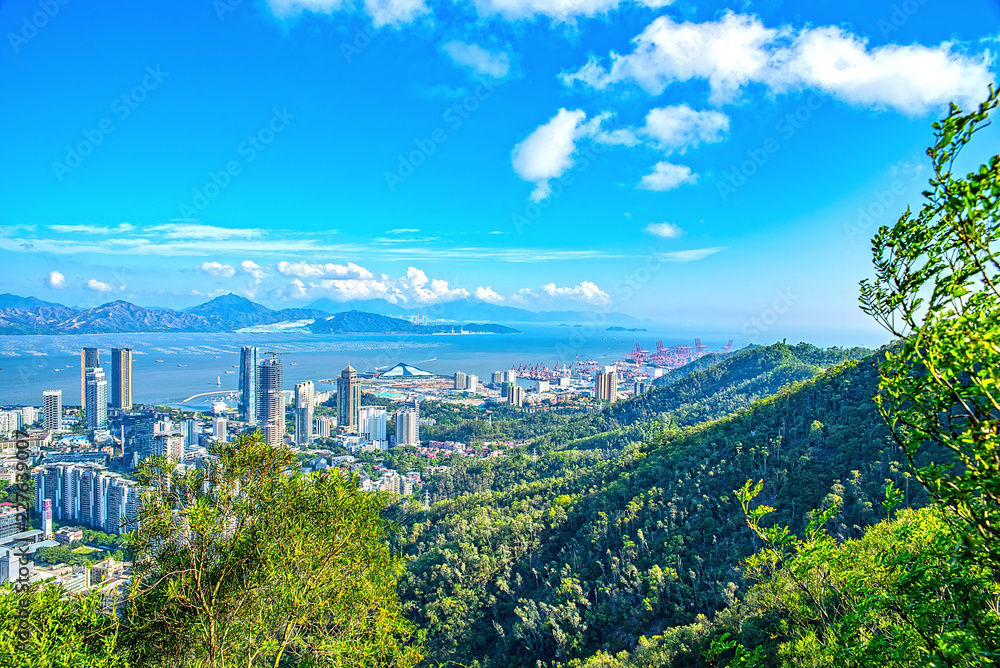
[224,370,236,374]
[217,376,221,385]
[177,364,187,367]
[290,362,298,366]
[156,360,165,363]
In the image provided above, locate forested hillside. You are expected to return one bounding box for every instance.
[425,343,872,501]
[397,345,910,667]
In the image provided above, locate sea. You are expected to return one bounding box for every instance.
[0,325,737,409]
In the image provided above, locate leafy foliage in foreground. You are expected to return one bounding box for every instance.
[123,433,422,668]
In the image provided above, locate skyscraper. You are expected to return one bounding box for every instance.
[336,365,360,433]
[213,417,228,443]
[454,372,467,390]
[359,406,387,450]
[294,380,314,447]
[85,367,108,431]
[394,407,419,446]
[110,347,133,409]
[238,346,258,424]
[257,357,284,445]
[43,390,62,431]
[595,366,618,403]
[80,347,99,406]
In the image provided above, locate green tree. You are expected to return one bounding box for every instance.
[0,583,127,668]
[859,87,1000,568]
[123,431,423,668]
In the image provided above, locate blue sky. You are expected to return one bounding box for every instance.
[1,0,998,344]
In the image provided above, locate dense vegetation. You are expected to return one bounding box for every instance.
[394,346,914,666]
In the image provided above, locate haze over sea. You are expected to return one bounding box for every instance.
[0,326,755,408]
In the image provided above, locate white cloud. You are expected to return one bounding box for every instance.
[387,228,420,234]
[656,247,726,261]
[363,0,428,27]
[645,222,684,238]
[538,280,611,305]
[643,105,729,152]
[561,12,993,113]
[153,223,262,240]
[46,271,66,288]
[638,161,698,191]
[511,108,589,202]
[276,261,373,279]
[50,223,134,235]
[473,286,506,304]
[467,0,621,21]
[239,260,268,279]
[400,266,470,303]
[197,261,236,277]
[86,279,114,293]
[444,41,511,78]
[267,0,427,26]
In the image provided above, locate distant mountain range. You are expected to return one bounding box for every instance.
[305,297,645,325]
[0,293,520,335]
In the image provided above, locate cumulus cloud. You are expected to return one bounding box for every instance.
[561,12,993,113]
[198,261,236,277]
[639,162,698,191]
[645,222,684,238]
[239,261,268,280]
[45,271,66,288]
[643,105,729,152]
[538,280,611,305]
[86,279,114,293]
[444,41,511,78]
[273,266,468,305]
[276,261,373,279]
[511,108,590,202]
[473,286,506,304]
[50,223,135,235]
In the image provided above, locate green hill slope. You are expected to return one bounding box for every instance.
[396,350,916,667]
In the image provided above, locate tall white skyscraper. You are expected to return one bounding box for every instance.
[85,367,108,431]
[314,416,333,439]
[359,406,387,450]
[395,407,419,446]
[213,417,228,443]
[454,371,467,390]
[466,375,479,392]
[294,380,314,447]
[43,390,62,431]
[80,347,99,407]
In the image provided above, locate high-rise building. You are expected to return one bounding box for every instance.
[42,499,52,539]
[85,367,108,431]
[633,378,651,395]
[18,406,39,426]
[359,406,387,450]
[257,357,284,445]
[80,347,99,406]
[110,347,133,409]
[213,417,228,443]
[508,385,525,407]
[184,418,200,447]
[314,416,333,439]
[0,411,20,435]
[336,365,360,433]
[466,375,479,393]
[395,407,419,446]
[595,366,618,403]
[124,411,156,462]
[454,372,467,390]
[294,380,314,447]
[238,346,258,424]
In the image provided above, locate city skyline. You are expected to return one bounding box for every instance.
[2,1,999,343]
